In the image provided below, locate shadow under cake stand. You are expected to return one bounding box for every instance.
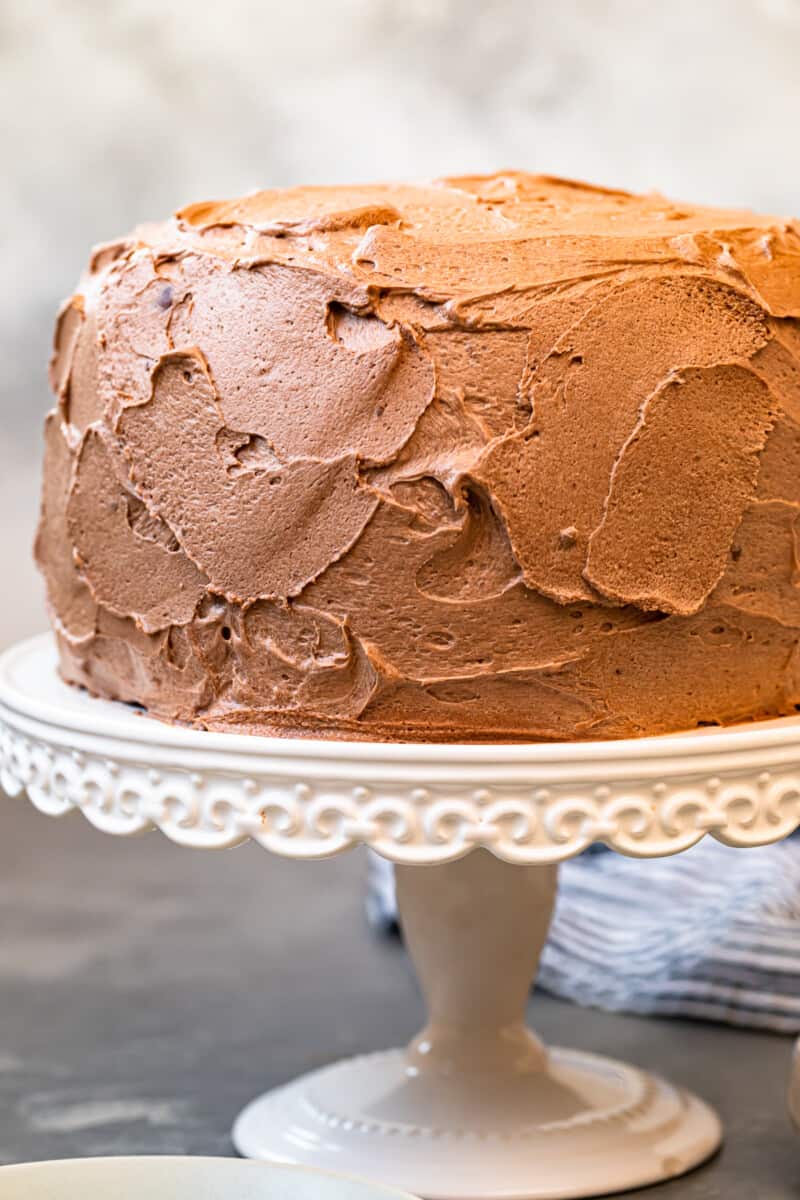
[3,635,800,1199]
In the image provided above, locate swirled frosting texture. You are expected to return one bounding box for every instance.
[36,172,800,741]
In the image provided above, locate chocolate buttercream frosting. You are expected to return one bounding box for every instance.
[36,172,800,741]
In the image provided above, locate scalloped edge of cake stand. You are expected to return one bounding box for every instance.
[1,633,800,865]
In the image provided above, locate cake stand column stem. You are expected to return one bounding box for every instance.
[395,850,558,1077]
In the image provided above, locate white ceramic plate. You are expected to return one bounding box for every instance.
[0,1156,419,1199]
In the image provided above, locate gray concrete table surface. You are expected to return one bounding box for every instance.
[1,795,798,1198]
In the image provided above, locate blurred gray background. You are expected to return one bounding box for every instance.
[3,0,800,650]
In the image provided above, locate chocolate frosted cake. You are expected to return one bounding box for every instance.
[37,172,800,741]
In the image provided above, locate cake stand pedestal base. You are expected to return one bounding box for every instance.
[233,852,721,1199]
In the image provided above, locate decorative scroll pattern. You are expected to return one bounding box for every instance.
[2,716,800,863]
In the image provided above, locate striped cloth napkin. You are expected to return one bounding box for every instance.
[366,837,800,1032]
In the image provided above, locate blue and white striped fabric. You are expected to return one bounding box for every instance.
[367,837,800,1033]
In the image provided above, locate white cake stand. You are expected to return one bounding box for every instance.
[3,634,800,1200]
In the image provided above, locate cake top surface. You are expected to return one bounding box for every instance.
[158,171,800,317]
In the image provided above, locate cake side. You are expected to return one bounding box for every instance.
[36,172,800,741]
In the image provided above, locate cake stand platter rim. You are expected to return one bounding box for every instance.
[2,633,800,863]
[3,632,800,766]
